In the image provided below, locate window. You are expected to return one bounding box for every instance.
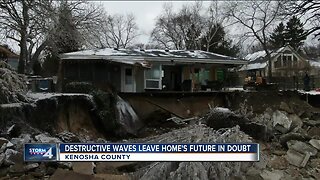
[283,55,288,67]
[145,64,161,89]
[125,68,133,85]
[293,56,298,67]
[288,56,292,68]
[274,56,281,68]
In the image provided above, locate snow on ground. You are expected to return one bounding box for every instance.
[298,90,320,95]
[26,92,92,101]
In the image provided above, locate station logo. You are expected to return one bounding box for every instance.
[24,144,57,161]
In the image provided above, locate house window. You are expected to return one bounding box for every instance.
[288,56,292,68]
[145,64,161,89]
[293,56,298,67]
[274,56,281,68]
[283,55,288,67]
[125,68,133,85]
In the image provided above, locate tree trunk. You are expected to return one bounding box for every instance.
[18,31,27,74]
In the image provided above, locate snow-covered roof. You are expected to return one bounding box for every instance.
[240,45,297,71]
[308,59,320,68]
[60,48,247,66]
[238,62,267,71]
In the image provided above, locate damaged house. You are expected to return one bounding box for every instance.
[58,48,246,92]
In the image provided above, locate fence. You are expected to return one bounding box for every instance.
[270,76,320,90]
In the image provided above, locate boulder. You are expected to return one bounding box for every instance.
[260,170,284,180]
[272,111,292,133]
[279,102,294,114]
[308,127,320,137]
[10,134,31,149]
[287,140,318,156]
[286,149,309,167]
[57,131,80,143]
[0,153,5,166]
[288,114,302,130]
[24,163,39,171]
[279,132,311,148]
[35,133,61,143]
[0,138,9,147]
[309,139,320,150]
[267,156,288,170]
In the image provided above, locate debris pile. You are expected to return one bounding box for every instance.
[0,61,27,104]
[131,125,252,180]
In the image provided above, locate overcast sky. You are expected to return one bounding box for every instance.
[98,1,211,44]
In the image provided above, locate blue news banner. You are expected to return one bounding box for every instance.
[24,143,259,162]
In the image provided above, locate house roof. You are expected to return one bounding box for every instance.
[60,48,247,67]
[239,45,301,71]
[0,45,19,58]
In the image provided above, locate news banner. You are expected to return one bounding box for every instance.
[24,143,259,162]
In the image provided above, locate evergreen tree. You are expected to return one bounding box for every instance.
[200,23,239,57]
[269,22,286,49]
[284,16,307,50]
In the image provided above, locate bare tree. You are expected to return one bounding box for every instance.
[151,2,204,50]
[90,13,139,49]
[224,1,282,79]
[0,0,104,74]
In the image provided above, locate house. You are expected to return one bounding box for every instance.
[239,45,320,89]
[239,45,312,78]
[58,48,247,93]
[0,45,19,71]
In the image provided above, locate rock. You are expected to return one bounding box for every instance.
[35,133,61,143]
[0,143,6,153]
[260,170,284,180]
[309,139,320,150]
[10,134,31,149]
[6,141,14,149]
[286,149,309,167]
[57,131,80,143]
[0,138,9,147]
[303,119,320,126]
[309,158,320,168]
[0,153,5,166]
[280,102,294,114]
[288,114,303,130]
[272,150,286,156]
[300,152,311,168]
[57,162,73,169]
[72,162,95,175]
[94,174,129,180]
[24,163,39,171]
[245,167,263,180]
[50,168,97,180]
[272,111,292,133]
[308,127,320,137]
[287,140,318,156]
[279,132,311,148]
[267,156,288,170]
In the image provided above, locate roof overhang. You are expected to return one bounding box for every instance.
[60,54,247,66]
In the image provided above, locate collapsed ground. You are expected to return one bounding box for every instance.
[1,62,320,179]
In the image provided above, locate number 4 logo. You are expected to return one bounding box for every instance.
[43,148,53,159]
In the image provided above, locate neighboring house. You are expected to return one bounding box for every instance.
[58,48,246,93]
[0,45,19,71]
[239,45,311,78]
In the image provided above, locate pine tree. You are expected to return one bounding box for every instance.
[284,16,307,50]
[200,23,239,57]
[269,22,286,49]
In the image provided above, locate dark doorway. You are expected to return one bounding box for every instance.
[162,65,182,91]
